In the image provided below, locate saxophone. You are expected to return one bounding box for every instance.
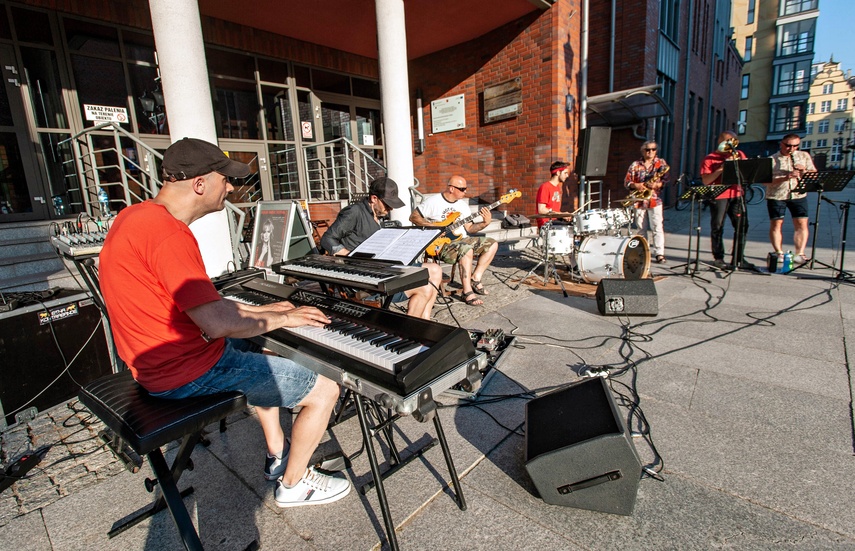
[621,165,669,207]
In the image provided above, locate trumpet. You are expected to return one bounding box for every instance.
[621,187,654,207]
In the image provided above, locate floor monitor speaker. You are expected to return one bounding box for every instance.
[596,278,658,316]
[577,127,611,177]
[524,377,642,515]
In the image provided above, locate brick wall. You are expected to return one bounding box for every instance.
[409,0,582,217]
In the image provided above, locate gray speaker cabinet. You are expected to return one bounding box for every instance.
[524,377,642,515]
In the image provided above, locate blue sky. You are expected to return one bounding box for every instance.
[814,0,855,70]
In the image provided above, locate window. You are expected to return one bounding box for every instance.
[822,83,833,94]
[802,139,812,149]
[806,121,814,134]
[818,120,829,133]
[779,20,816,57]
[835,118,848,132]
[837,98,848,111]
[781,0,818,16]
[743,36,753,62]
[741,75,750,100]
[821,100,831,113]
[807,102,815,115]
[660,0,680,40]
[738,110,747,135]
[831,137,844,162]
[747,0,756,24]
[816,139,827,148]
[775,61,812,95]
[770,103,803,133]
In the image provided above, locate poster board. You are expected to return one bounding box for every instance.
[249,201,316,277]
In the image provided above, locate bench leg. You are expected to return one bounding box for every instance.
[148,445,204,551]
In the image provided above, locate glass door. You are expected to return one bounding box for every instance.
[0,44,48,221]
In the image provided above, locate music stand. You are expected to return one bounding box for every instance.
[670,184,729,275]
[788,170,855,272]
[722,158,772,274]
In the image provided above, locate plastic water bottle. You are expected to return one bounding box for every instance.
[783,251,793,272]
[97,187,111,217]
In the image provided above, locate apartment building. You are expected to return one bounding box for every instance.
[732,0,819,157]
[803,59,855,169]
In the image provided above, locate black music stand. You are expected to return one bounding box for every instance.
[670,184,729,275]
[722,158,772,274]
[788,170,855,272]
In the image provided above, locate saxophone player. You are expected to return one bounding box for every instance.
[625,140,669,264]
[768,134,815,265]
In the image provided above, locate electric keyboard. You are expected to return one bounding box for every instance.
[223,278,484,416]
[272,254,428,295]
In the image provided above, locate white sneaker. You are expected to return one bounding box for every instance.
[274,467,351,508]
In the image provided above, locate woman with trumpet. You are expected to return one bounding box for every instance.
[625,140,670,263]
[699,130,752,271]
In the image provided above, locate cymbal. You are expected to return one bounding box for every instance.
[531,212,575,219]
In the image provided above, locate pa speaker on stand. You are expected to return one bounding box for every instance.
[596,278,658,316]
[576,127,611,178]
[524,377,642,515]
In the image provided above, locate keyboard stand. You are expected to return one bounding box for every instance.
[333,390,466,551]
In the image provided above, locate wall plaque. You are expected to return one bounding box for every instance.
[483,78,522,124]
[431,94,466,133]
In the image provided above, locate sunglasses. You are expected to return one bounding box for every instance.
[644,148,657,152]
[450,185,467,192]
[783,143,799,148]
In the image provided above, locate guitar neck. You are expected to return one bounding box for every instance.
[448,199,503,231]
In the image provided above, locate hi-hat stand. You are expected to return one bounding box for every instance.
[670,184,729,275]
[786,170,855,274]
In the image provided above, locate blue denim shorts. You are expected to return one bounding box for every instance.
[767,196,809,220]
[150,338,318,408]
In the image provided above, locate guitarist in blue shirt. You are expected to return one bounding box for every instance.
[410,175,499,307]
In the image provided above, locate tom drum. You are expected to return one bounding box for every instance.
[576,234,650,283]
[540,225,574,255]
[574,209,611,235]
[606,208,631,231]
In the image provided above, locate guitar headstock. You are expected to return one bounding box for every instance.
[499,189,522,204]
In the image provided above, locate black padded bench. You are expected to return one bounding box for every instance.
[78,370,247,551]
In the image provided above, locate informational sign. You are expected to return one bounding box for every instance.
[84,104,128,123]
[431,94,465,134]
[38,302,79,325]
[483,78,522,124]
[301,121,313,139]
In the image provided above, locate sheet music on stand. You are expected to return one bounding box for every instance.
[349,227,441,265]
[679,184,730,201]
[791,171,855,194]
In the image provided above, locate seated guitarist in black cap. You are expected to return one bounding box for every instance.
[321,176,442,319]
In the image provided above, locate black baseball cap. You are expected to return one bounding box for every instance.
[369,176,405,209]
[162,137,251,180]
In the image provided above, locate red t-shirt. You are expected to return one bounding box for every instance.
[100,201,225,392]
[699,150,747,200]
[535,181,562,228]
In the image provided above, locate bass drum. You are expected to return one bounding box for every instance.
[541,225,574,255]
[576,235,650,283]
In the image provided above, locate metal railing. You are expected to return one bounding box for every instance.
[58,123,248,266]
[302,137,386,201]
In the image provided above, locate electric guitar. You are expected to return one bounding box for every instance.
[424,190,521,257]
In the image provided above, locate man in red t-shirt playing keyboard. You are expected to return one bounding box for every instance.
[100,138,350,508]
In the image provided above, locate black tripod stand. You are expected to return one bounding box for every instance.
[796,195,855,283]
[671,184,729,275]
[785,170,855,274]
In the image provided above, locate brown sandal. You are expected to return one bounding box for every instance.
[461,291,483,306]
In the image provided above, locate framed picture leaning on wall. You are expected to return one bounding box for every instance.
[249,201,291,275]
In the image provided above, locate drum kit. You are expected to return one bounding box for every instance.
[519,206,650,290]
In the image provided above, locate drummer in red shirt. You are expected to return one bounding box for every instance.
[699,130,754,271]
[536,161,572,229]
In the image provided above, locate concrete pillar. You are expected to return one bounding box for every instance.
[375,0,415,221]
[149,0,233,277]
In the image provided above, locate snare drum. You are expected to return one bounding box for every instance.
[574,209,610,234]
[576,234,650,283]
[540,225,574,255]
